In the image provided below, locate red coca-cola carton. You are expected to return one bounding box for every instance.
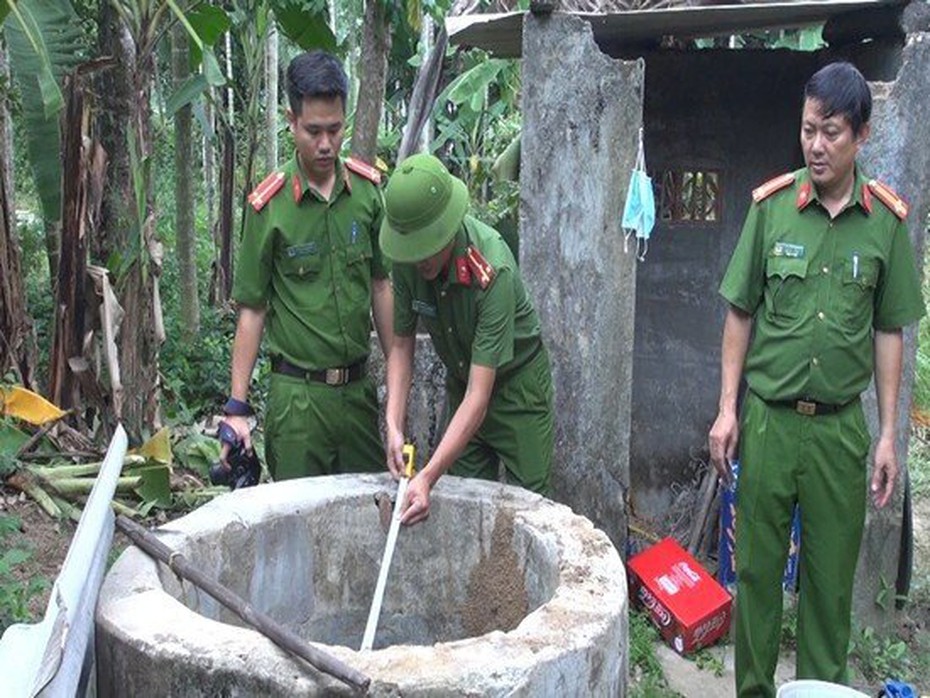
[627,537,732,655]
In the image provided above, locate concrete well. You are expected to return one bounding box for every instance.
[96,475,628,697]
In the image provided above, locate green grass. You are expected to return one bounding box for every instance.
[628,609,682,698]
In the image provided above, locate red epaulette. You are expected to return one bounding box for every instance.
[752,172,795,203]
[465,245,495,290]
[345,157,382,185]
[867,179,908,220]
[248,172,286,212]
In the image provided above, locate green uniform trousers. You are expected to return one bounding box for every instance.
[446,348,554,495]
[735,390,870,698]
[264,372,384,480]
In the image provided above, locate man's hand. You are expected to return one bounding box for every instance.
[220,415,253,466]
[385,424,405,479]
[400,473,431,525]
[708,410,739,484]
[870,435,897,508]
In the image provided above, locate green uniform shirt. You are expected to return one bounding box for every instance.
[720,166,925,404]
[233,154,390,370]
[393,216,543,385]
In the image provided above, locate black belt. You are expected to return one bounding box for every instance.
[768,397,851,416]
[271,356,366,386]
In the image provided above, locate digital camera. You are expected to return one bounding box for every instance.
[210,421,261,490]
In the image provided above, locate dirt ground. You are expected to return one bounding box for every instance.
[1,486,76,618]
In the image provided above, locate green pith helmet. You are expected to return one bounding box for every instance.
[379,153,468,263]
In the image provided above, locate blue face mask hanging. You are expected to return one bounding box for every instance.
[622,128,656,261]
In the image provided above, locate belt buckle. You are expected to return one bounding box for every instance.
[796,400,817,416]
[325,367,348,386]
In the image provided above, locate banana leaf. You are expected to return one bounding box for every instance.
[130,427,172,465]
[174,432,220,479]
[271,0,335,53]
[132,465,172,508]
[0,419,30,455]
[0,385,66,425]
[184,3,230,68]
[4,0,85,226]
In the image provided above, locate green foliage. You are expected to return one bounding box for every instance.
[0,416,28,477]
[160,303,238,423]
[912,253,930,415]
[0,515,49,633]
[693,648,725,677]
[173,430,222,479]
[272,0,335,53]
[910,253,930,498]
[429,50,522,232]
[849,624,913,684]
[780,596,798,651]
[629,609,681,698]
[875,573,909,613]
[695,26,826,51]
[5,0,88,226]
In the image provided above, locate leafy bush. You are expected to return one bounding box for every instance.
[160,303,238,423]
[0,515,49,633]
[849,625,914,685]
[629,609,682,698]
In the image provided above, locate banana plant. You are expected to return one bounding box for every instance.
[4,0,84,278]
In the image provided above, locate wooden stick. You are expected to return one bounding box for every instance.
[114,516,370,693]
[15,411,71,456]
[699,489,722,559]
[19,450,102,461]
[688,468,718,555]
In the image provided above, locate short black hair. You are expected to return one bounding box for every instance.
[804,62,871,136]
[286,51,348,115]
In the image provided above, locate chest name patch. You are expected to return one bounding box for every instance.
[412,300,437,318]
[286,242,318,258]
[772,241,805,259]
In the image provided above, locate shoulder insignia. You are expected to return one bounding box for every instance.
[867,179,908,220]
[465,245,495,290]
[248,172,286,212]
[752,172,795,204]
[345,157,382,185]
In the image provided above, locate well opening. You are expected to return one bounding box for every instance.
[159,494,558,649]
[97,475,629,697]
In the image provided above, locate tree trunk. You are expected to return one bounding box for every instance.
[398,17,445,162]
[264,21,279,173]
[48,73,90,412]
[0,45,15,223]
[353,0,391,162]
[93,3,132,268]
[93,5,161,439]
[172,24,199,338]
[211,34,235,305]
[215,126,235,303]
[0,44,36,388]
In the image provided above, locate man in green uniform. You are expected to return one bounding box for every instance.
[220,51,393,479]
[708,62,924,697]
[379,154,554,525]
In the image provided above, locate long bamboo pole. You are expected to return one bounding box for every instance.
[114,515,371,693]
